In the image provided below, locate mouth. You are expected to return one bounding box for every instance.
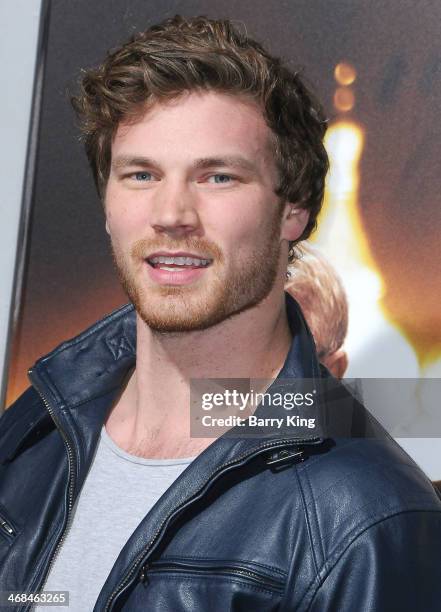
[146,252,213,272]
[144,252,214,286]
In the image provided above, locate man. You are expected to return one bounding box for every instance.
[1,15,440,612]
[285,243,349,378]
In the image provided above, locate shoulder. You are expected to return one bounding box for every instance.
[0,387,52,464]
[1,386,44,431]
[289,437,441,611]
[296,434,441,565]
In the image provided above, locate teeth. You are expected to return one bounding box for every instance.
[159,266,186,272]
[149,256,210,267]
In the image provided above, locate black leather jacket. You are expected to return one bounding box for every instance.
[1,294,441,611]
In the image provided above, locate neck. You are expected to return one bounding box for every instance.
[105,288,292,458]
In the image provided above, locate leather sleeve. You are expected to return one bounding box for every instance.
[303,510,441,612]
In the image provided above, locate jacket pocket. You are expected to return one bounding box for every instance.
[140,557,285,593]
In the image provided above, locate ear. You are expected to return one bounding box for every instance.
[322,348,348,379]
[280,203,310,241]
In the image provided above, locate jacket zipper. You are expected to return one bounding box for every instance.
[139,560,285,592]
[0,515,15,537]
[103,435,320,611]
[26,369,76,602]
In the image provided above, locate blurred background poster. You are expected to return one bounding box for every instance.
[3,1,441,475]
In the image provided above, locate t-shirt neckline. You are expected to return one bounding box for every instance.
[100,425,196,466]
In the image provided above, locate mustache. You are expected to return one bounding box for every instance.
[131,237,224,261]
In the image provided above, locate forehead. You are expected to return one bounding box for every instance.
[111,90,275,163]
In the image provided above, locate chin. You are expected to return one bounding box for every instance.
[134,298,230,333]
[134,286,274,334]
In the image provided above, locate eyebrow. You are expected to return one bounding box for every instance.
[111,155,258,173]
[112,156,156,170]
[193,156,257,173]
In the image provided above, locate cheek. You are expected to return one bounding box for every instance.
[105,197,145,241]
[219,206,278,249]
[210,215,256,257]
[105,181,136,222]
[106,213,139,249]
[208,196,267,246]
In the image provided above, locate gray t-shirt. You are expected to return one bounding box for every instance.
[35,426,194,611]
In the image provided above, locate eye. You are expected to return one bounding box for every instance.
[207,174,234,184]
[132,171,153,181]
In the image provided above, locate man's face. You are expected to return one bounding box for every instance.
[105,91,307,332]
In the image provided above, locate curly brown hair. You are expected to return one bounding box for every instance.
[71,15,329,260]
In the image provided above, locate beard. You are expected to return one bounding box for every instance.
[110,206,285,333]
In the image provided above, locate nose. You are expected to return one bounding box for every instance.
[149,180,201,238]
